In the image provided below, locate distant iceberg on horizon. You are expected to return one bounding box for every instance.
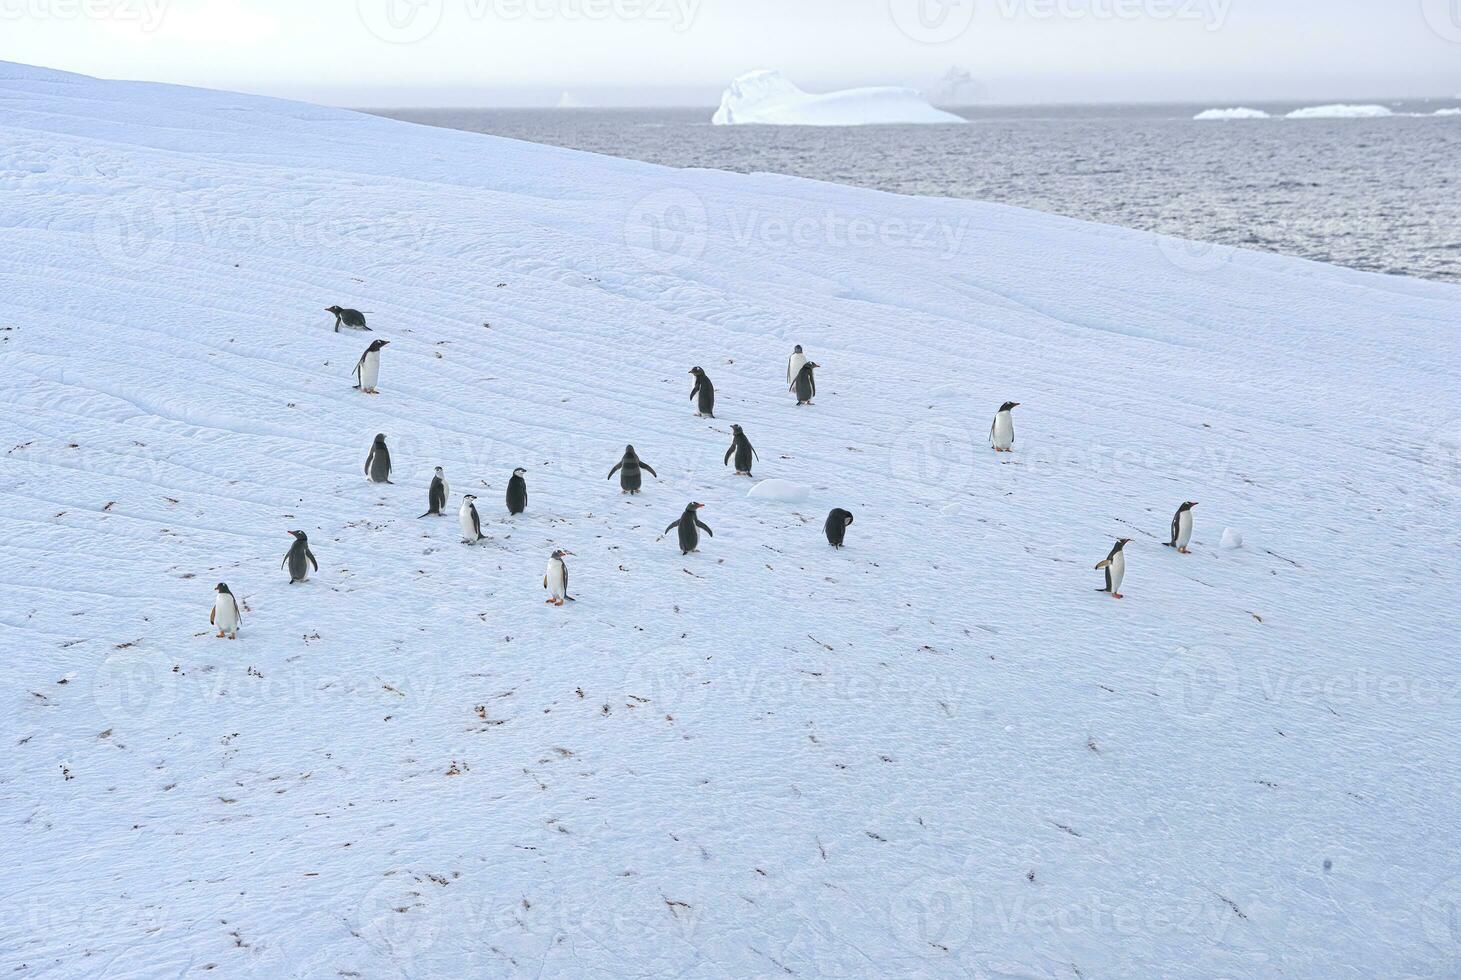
[1286,104,1393,119]
[1194,107,1271,120]
[712,70,964,127]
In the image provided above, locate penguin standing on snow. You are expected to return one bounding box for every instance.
[327,306,370,333]
[282,530,318,583]
[1095,538,1132,599]
[419,466,449,517]
[544,550,573,606]
[989,401,1020,452]
[689,367,715,418]
[787,345,807,386]
[210,583,241,639]
[1165,501,1198,553]
[353,338,388,394]
[664,502,713,555]
[824,508,854,548]
[724,424,759,476]
[506,467,528,515]
[608,445,657,494]
[364,434,393,484]
[460,494,485,544]
[791,361,819,405]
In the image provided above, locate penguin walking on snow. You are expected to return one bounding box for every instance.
[787,345,807,386]
[1095,538,1132,599]
[353,338,388,394]
[460,494,485,544]
[327,306,370,332]
[608,445,657,494]
[1165,501,1198,553]
[990,401,1019,452]
[544,550,574,606]
[791,361,819,405]
[825,508,854,548]
[689,367,715,418]
[210,583,241,639]
[365,434,393,484]
[419,466,449,517]
[282,530,318,583]
[506,467,528,515]
[724,424,758,476]
[664,502,713,555]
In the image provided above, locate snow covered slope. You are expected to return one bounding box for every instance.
[4,60,1461,978]
[712,69,964,126]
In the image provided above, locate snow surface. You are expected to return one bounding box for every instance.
[1194,107,1272,120]
[746,479,810,503]
[712,70,964,127]
[1286,104,1394,119]
[4,60,1461,978]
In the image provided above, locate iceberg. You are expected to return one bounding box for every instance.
[1286,104,1393,119]
[711,69,964,127]
[1194,107,1271,120]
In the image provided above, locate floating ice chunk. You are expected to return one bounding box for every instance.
[1194,107,1271,120]
[747,479,810,503]
[712,70,964,127]
[1286,104,1393,119]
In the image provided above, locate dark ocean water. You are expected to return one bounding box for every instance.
[372,102,1461,284]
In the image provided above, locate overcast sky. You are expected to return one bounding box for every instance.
[1,0,1458,107]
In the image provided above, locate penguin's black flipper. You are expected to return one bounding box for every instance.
[1162,541,1175,548]
[607,462,623,479]
[664,519,680,535]
[696,520,713,537]
[642,463,658,478]
[724,445,733,466]
[307,549,319,572]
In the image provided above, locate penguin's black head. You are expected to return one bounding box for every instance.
[326,305,342,316]
[843,512,854,526]
[290,530,307,542]
[513,467,526,476]
[1117,537,1132,548]
[809,362,821,369]
[216,582,231,594]
[374,433,387,443]
[687,501,704,511]
[625,445,637,456]
[368,339,389,351]
[689,366,703,376]
[434,466,444,475]
[1000,401,1020,412]
[1181,501,1198,511]
[731,424,743,433]
[551,549,573,559]
[793,345,803,353]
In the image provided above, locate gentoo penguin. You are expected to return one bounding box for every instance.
[419,466,448,517]
[791,361,819,405]
[1165,502,1198,553]
[506,467,528,515]
[608,445,657,494]
[282,530,318,583]
[1094,538,1132,599]
[353,338,388,394]
[787,345,807,386]
[689,367,715,418]
[724,424,759,476]
[327,306,369,333]
[989,401,1020,452]
[364,433,393,484]
[544,549,574,606]
[210,582,241,639]
[459,494,485,544]
[824,508,854,548]
[664,502,713,555]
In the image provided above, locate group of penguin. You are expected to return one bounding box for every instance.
[204,314,1201,638]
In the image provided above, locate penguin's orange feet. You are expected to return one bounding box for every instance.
[216,631,225,638]
[1180,547,1191,554]
[545,598,555,604]
[1113,593,1124,599]
[228,634,236,640]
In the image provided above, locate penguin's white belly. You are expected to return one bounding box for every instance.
[1175,511,1192,548]
[459,506,477,541]
[1108,552,1125,593]
[360,351,380,389]
[441,479,450,503]
[788,353,806,385]
[214,595,239,632]
[992,411,1014,450]
[545,560,567,600]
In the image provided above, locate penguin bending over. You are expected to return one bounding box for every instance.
[1095,538,1132,598]
[664,502,713,555]
[787,345,807,386]
[353,338,388,394]
[506,467,528,515]
[791,361,819,405]
[825,508,854,548]
[211,583,241,639]
[460,494,485,544]
[990,401,1020,452]
[724,424,759,476]
[608,445,658,494]
[689,367,715,418]
[544,550,574,606]
[327,306,369,333]
[1165,502,1198,553]
[282,531,318,583]
[365,434,393,484]
[419,466,449,517]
